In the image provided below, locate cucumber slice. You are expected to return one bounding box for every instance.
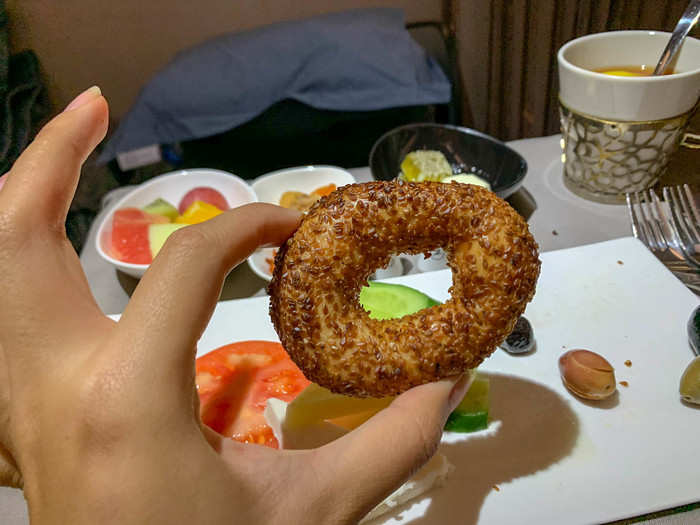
[359,281,440,320]
[444,411,488,432]
[444,375,489,432]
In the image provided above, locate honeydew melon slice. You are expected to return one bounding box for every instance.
[148,223,186,258]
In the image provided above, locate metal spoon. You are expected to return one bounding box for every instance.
[653,0,700,75]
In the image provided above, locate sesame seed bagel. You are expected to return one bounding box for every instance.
[268,180,540,397]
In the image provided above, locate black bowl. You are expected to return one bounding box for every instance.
[369,123,527,198]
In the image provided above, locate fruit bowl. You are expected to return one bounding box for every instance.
[246,165,356,281]
[96,169,257,278]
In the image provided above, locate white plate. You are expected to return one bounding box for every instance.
[187,237,700,525]
[95,169,256,278]
[247,165,356,281]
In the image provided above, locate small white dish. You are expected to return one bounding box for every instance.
[251,165,356,204]
[248,247,278,281]
[96,168,257,278]
[247,165,356,281]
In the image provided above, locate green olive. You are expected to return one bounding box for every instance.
[559,349,617,400]
[680,356,700,405]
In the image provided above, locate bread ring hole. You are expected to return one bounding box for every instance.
[369,254,414,280]
[359,280,441,321]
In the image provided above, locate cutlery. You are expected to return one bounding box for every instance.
[662,184,700,267]
[626,186,700,294]
[653,0,700,75]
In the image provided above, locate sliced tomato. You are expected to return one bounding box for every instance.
[195,341,310,448]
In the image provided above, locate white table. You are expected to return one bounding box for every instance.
[4,134,691,524]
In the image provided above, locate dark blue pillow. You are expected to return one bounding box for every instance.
[99,8,450,163]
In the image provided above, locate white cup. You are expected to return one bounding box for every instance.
[558,30,700,121]
[557,31,700,204]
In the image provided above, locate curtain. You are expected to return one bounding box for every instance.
[453,0,694,140]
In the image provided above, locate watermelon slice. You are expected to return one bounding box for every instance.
[110,208,168,264]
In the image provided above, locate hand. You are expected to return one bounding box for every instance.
[0,87,470,524]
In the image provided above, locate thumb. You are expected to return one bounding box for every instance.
[312,374,472,522]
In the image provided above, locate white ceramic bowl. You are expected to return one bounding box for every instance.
[96,168,257,278]
[247,165,356,281]
[251,165,356,205]
[248,248,280,282]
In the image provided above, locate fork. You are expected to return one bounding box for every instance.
[663,184,700,268]
[626,186,700,294]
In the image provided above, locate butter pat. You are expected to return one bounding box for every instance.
[282,383,392,430]
[442,174,492,190]
[265,397,347,449]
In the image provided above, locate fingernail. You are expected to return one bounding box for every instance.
[447,372,473,412]
[0,174,6,193]
[63,86,102,112]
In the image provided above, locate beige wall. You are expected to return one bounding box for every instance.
[8,1,442,121]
